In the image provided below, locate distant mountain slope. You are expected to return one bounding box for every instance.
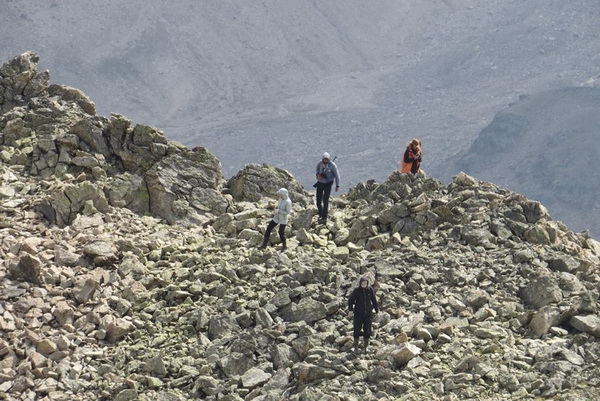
[0,0,445,125]
[453,87,600,236]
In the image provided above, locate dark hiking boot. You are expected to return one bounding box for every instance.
[363,338,370,351]
[258,239,268,249]
[352,338,360,352]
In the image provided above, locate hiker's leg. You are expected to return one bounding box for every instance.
[278,224,287,249]
[352,315,363,339]
[322,182,333,219]
[316,184,324,217]
[260,220,276,248]
[353,316,364,351]
[363,314,373,341]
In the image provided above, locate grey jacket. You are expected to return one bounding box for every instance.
[315,160,340,187]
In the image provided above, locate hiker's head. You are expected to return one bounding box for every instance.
[322,152,330,163]
[410,139,421,153]
[359,277,368,288]
[277,188,288,199]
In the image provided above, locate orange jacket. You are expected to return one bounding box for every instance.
[401,146,421,174]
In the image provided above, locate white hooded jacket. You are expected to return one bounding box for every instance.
[273,188,292,225]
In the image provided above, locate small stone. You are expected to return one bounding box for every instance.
[391,343,421,367]
[113,389,138,401]
[146,376,163,389]
[36,339,58,355]
[255,308,274,327]
[30,351,47,368]
[570,315,600,337]
[107,319,135,343]
[241,367,272,388]
[144,356,167,376]
[332,246,350,260]
[74,279,98,304]
[10,254,43,284]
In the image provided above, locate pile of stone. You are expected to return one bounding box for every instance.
[1,52,599,401]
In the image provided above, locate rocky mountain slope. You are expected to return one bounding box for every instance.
[1,53,600,400]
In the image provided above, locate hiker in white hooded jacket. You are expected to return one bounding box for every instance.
[259,188,292,251]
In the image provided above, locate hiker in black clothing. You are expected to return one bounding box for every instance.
[348,277,379,352]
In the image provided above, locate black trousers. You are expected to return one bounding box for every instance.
[316,181,333,219]
[353,314,373,339]
[264,220,286,244]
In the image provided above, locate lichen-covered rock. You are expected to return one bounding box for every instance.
[107,173,149,214]
[520,272,563,309]
[69,118,110,157]
[48,84,96,115]
[295,363,339,384]
[37,181,110,227]
[279,298,327,323]
[228,163,309,205]
[241,367,272,388]
[0,52,49,113]
[106,319,135,343]
[146,148,228,224]
[390,343,422,368]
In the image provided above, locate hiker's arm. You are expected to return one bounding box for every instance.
[372,290,379,313]
[348,290,356,311]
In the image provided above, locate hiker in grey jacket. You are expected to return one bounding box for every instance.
[315,152,340,224]
[259,188,292,251]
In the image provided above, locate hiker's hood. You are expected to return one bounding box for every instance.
[277,188,289,199]
[359,277,369,285]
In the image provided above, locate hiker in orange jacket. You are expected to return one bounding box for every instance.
[401,139,422,174]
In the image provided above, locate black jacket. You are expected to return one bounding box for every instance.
[348,285,379,318]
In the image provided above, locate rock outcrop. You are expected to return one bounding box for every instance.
[227,163,310,206]
[1,52,230,226]
[1,52,599,401]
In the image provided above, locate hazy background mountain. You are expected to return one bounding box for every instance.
[2,0,599,235]
[454,87,600,236]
